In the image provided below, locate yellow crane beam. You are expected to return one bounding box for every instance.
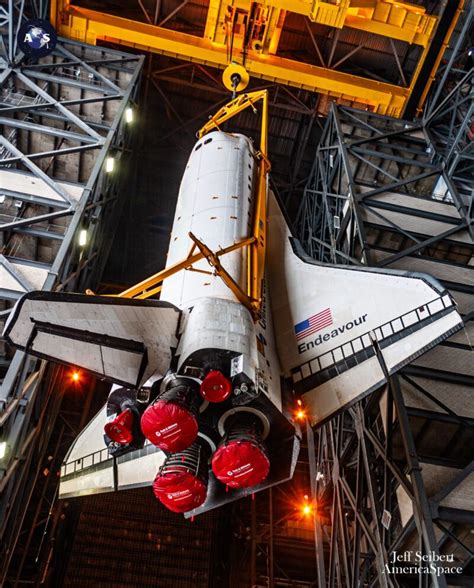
[204,1,287,55]
[52,5,409,116]
[278,0,436,45]
[204,0,437,49]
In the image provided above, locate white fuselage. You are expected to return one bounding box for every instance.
[160,131,256,305]
[160,131,282,410]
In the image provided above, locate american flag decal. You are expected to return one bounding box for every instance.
[294,308,333,341]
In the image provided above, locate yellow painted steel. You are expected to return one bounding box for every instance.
[115,236,256,300]
[189,233,258,315]
[251,91,269,312]
[198,90,268,142]
[222,63,250,92]
[262,6,286,55]
[413,0,464,115]
[204,0,436,48]
[204,1,287,55]
[51,0,445,117]
[52,5,410,116]
[314,0,436,45]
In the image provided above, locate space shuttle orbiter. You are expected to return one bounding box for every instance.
[3,92,463,517]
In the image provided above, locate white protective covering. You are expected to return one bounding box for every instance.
[160,131,255,306]
[160,131,283,410]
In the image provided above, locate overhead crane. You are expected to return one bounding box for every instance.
[50,0,462,117]
[203,0,437,46]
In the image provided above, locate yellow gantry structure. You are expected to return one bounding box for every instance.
[51,0,460,118]
[204,0,437,48]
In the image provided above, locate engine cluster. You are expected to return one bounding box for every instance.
[103,372,270,513]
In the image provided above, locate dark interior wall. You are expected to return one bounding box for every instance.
[62,488,224,588]
[102,82,194,288]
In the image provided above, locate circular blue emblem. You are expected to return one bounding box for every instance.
[17,19,57,58]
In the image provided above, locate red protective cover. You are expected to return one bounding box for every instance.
[153,470,207,513]
[104,408,133,444]
[141,400,198,452]
[212,440,270,488]
[199,370,232,403]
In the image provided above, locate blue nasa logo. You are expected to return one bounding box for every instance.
[17,19,57,58]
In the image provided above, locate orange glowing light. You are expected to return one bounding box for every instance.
[295,409,306,421]
[300,494,314,516]
[71,370,81,383]
[297,399,302,406]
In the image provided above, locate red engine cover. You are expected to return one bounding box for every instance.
[104,408,133,444]
[212,439,270,488]
[141,400,198,452]
[153,470,207,513]
[199,370,232,403]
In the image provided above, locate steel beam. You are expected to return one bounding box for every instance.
[54,6,411,116]
[306,421,327,585]
[389,375,448,588]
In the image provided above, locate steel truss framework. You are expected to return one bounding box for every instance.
[296,6,473,586]
[227,457,322,587]
[0,2,143,581]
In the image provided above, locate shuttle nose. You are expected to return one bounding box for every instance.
[141,378,200,452]
[153,441,209,513]
[104,408,134,444]
[212,413,270,488]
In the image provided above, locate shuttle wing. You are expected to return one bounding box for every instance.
[267,193,463,426]
[59,405,166,499]
[3,292,180,388]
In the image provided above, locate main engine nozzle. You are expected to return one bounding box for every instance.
[199,370,231,403]
[141,377,200,453]
[104,408,134,444]
[212,412,270,489]
[153,440,210,513]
